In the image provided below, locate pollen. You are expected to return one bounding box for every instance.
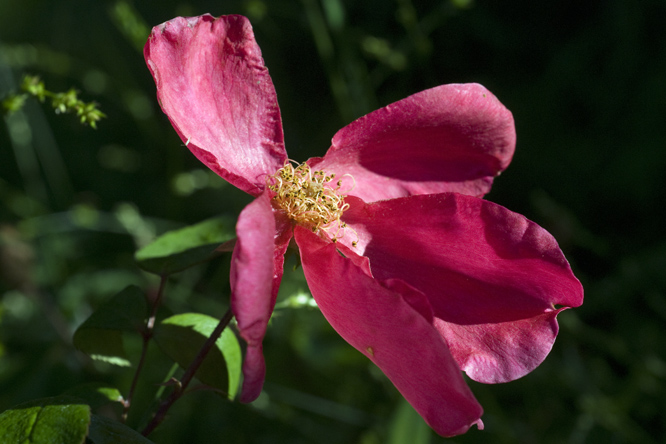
[267,160,357,244]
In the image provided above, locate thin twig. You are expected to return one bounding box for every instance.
[141,308,234,437]
[123,274,169,422]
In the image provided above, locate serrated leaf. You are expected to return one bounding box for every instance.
[153,313,241,400]
[87,415,155,444]
[63,383,125,411]
[0,396,90,444]
[73,286,147,367]
[135,217,235,275]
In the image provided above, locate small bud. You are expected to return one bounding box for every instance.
[21,75,47,102]
[0,74,107,127]
[2,94,28,114]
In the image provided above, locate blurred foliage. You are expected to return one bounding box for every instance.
[1,0,665,443]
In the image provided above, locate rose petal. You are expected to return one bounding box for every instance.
[231,192,292,402]
[145,14,287,196]
[310,84,515,202]
[295,227,484,437]
[435,310,566,383]
[341,193,583,383]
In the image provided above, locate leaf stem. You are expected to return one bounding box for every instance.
[122,274,169,422]
[141,307,234,437]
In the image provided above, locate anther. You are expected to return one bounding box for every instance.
[266,160,358,246]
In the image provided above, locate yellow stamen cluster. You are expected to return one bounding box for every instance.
[267,161,356,244]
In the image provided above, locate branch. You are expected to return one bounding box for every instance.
[141,308,234,436]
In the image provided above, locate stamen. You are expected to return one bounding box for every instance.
[267,160,358,244]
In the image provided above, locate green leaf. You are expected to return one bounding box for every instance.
[153,313,241,400]
[73,286,147,367]
[87,415,155,444]
[63,383,125,411]
[0,396,90,444]
[135,217,235,275]
[388,398,431,444]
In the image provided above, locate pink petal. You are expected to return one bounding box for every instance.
[341,193,583,383]
[231,192,292,402]
[144,14,287,196]
[310,84,515,202]
[435,310,566,383]
[295,227,484,437]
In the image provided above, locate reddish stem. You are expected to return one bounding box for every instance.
[122,274,168,422]
[141,308,234,437]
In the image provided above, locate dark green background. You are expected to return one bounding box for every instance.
[1,1,665,443]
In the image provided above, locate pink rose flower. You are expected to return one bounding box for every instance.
[144,14,583,437]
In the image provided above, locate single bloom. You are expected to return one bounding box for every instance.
[144,14,584,437]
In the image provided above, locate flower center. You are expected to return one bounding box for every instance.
[267,161,356,244]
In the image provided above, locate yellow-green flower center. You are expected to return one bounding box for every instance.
[267,161,356,244]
